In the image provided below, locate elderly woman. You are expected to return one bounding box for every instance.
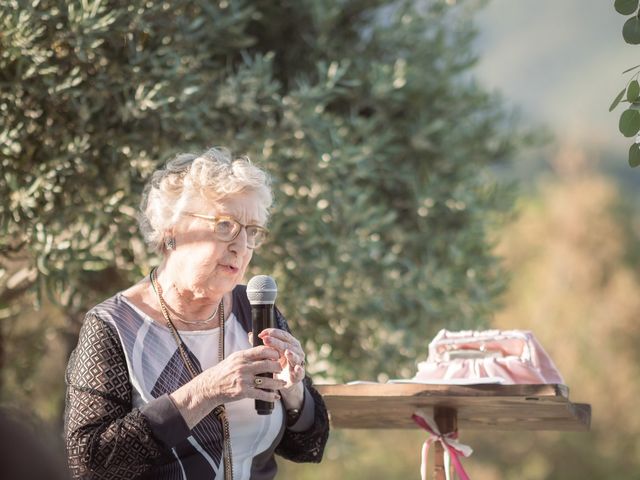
[64,148,329,479]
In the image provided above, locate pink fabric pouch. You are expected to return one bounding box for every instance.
[413,329,564,384]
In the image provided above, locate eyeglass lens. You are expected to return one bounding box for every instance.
[214,219,265,247]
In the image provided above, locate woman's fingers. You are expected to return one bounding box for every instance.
[256,330,306,389]
[251,375,286,391]
[260,335,289,352]
[207,332,305,404]
[288,361,305,383]
[246,370,286,402]
[250,386,281,402]
[259,328,301,349]
[259,331,305,365]
[285,349,304,367]
[242,345,280,361]
[247,359,282,375]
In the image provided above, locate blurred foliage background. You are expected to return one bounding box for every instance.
[280,150,640,479]
[1,0,637,479]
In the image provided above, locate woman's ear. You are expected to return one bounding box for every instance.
[163,228,176,251]
[163,236,176,251]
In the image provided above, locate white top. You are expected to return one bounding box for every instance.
[107,294,284,480]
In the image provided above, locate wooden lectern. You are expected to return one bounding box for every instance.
[316,383,590,479]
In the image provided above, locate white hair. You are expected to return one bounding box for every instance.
[139,147,273,251]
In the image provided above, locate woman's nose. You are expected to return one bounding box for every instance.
[228,226,249,254]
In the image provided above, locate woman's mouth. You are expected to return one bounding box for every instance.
[219,264,239,274]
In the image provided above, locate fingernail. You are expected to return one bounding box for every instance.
[275,394,281,399]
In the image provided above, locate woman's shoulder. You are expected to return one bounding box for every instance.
[232,283,247,296]
[85,290,148,334]
[87,291,129,318]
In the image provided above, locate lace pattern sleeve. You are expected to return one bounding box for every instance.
[273,309,330,463]
[64,313,168,479]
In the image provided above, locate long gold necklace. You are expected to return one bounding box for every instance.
[150,267,234,480]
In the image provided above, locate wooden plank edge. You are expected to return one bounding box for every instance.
[317,383,569,399]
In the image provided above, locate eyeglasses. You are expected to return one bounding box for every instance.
[185,213,269,249]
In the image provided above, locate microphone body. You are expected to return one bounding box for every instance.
[247,275,278,416]
[251,304,275,415]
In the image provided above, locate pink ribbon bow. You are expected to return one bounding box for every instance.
[412,410,473,480]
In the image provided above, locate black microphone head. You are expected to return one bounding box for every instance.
[247,275,278,305]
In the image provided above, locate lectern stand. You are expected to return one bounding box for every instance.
[316,383,590,479]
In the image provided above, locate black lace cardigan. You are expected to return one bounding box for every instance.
[64,286,329,479]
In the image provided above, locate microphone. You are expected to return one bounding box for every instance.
[247,275,278,415]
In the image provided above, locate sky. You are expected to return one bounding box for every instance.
[473,0,638,158]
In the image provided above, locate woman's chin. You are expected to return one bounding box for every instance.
[202,272,241,296]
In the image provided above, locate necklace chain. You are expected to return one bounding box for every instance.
[153,281,220,326]
[150,267,234,480]
[165,300,220,326]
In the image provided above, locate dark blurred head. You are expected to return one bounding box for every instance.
[0,407,68,480]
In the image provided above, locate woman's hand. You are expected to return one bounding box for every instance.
[201,346,286,404]
[170,345,286,429]
[257,328,306,409]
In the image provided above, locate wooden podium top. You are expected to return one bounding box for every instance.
[316,383,591,431]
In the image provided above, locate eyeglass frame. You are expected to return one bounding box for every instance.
[183,212,269,249]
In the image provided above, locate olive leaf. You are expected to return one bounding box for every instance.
[629,143,640,167]
[623,16,640,44]
[628,80,640,102]
[620,109,640,137]
[615,0,639,15]
[611,88,626,111]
